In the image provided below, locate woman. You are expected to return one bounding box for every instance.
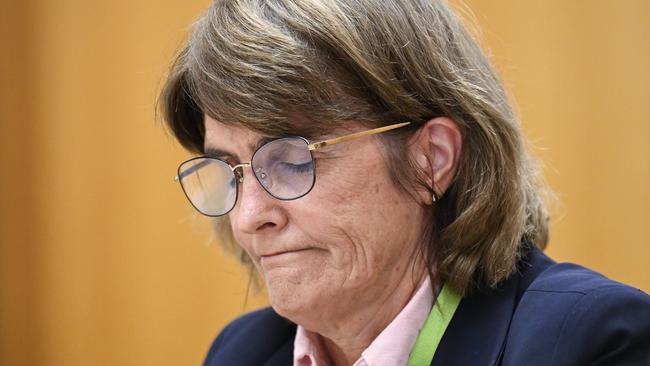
[160,0,650,365]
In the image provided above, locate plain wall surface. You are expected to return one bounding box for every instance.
[1,1,648,365]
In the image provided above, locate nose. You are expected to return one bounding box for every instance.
[230,166,288,234]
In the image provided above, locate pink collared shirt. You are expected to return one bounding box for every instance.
[294,276,434,366]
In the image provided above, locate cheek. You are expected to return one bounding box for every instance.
[315,157,389,211]
[304,163,410,280]
[322,161,403,233]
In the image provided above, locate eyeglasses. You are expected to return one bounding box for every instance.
[174,122,411,217]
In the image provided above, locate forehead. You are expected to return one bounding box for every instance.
[203,114,267,157]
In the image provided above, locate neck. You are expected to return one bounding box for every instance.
[315,266,429,366]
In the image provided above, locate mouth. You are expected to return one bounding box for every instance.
[258,248,315,266]
[260,248,312,259]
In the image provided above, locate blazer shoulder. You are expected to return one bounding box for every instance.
[527,261,641,294]
[505,261,650,365]
[203,307,296,366]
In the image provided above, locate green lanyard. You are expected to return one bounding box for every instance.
[406,283,461,366]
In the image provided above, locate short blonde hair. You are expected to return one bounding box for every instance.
[159,0,549,296]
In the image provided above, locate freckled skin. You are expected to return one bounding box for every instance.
[204,115,428,345]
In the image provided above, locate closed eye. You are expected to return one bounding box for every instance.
[277,161,313,174]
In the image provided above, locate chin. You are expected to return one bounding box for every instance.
[263,267,319,320]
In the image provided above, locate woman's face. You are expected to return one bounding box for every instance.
[204,115,428,325]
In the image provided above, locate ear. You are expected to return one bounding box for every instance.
[409,117,463,205]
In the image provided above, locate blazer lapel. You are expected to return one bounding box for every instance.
[264,335,295,366]
[430,269,520,366]
[430,246,555,366]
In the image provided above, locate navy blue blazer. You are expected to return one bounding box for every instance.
[204,246,650,365]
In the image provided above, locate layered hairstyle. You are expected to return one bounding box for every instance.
[159,0,550,295]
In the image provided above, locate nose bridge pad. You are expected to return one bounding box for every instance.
[254,166,273,190]
[232,163,250,184]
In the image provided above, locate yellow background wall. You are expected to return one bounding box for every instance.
[1,1,648,365]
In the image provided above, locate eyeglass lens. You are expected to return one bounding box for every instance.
[177,137,315,217]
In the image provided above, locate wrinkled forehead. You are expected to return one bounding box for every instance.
[203,114,269,159]
[203,112,367,159]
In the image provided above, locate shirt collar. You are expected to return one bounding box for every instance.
[293,276,434,366]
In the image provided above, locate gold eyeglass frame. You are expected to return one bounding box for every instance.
[174,121,410,182]
[173,122,411,216]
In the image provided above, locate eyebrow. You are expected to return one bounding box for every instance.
[204,136,277,161]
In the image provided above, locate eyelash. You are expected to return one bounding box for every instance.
[278,161,314,173]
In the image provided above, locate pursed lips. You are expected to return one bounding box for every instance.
[259,247,313,259]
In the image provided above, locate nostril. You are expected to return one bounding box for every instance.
[257,222,276,231]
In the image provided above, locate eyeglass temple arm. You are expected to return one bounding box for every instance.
[307,122,410,151]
